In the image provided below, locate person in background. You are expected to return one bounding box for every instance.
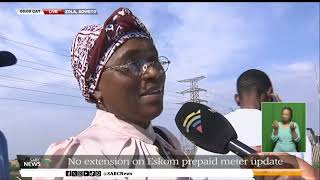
[0,131,9,180]
[195,69,274,156]
[0,51,18,180]
[272,107,300,152]
[225,69,310,161]
[194,69,314,180]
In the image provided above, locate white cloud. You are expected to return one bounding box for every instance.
[267,60,319,131]
[270,59,318,79]
[159,3,261,81]
[287,62,314,72]
[129,3,159,32]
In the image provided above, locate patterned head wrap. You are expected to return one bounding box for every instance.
[71,7,153,102]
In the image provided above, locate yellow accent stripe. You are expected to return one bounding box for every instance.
[183,109,201,127]
[253,169,302,176]
[186,115,201,132]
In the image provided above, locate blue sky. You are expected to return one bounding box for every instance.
[0,2,319,159]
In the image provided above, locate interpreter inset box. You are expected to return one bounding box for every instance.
[261,102,306,152]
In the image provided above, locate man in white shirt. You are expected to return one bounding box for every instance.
[226,69,312,163]
[194,69,313,179]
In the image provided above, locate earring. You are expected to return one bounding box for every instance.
[97,98,103,104]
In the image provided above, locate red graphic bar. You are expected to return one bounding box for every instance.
[43,9,64,15]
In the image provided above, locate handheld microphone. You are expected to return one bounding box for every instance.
[0,51,17,67]
[175,102,256,159]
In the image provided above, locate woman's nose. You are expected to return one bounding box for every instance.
[141,63,164,80]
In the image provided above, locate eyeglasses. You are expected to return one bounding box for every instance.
[104,56,170,78]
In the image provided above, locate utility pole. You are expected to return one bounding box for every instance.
[177,76,207,156]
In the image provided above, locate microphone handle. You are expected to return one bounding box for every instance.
[228,139,257,159]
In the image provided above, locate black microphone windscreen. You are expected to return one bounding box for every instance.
[175,102,237,154]
[0,51,17,67]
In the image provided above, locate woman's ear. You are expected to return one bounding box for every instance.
[92,90,102,103]
[92,90,107,111]
[267,87,273,100]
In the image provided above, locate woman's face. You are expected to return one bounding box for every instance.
[281,109,291,123]
[96,38,165,128]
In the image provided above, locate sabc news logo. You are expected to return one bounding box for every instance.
[18,155,53,168]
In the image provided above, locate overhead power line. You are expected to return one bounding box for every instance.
[0,74,79,90]
[0,84,82,99]
[0,97,93,109]
[16,64,74,77]
[18,58,70,72]
[0,35,69,57]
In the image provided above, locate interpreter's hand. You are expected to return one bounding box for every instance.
[290,122,296,131]
[272,120,279,130]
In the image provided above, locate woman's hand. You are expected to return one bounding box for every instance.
[272,120,279,130]
[289,122,296,131]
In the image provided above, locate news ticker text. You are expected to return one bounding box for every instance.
[17,155,296,169]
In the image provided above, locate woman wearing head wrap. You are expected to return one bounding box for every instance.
[37,7,188,180]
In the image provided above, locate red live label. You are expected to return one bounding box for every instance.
[43,9,64,15]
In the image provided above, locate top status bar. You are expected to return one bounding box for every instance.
[16,9,98,15]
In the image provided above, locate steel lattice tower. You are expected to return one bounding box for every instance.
[177,76,207,156]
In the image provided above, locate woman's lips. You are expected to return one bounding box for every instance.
[140,88,163,96]
[140,88,164,102]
